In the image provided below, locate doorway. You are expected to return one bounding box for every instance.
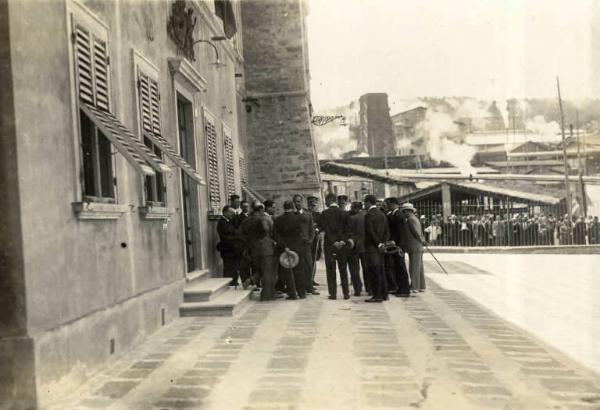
[176,93,201,274]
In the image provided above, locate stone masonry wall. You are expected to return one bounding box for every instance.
[241,0,321,205]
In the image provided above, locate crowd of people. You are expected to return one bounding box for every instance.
[216,193,429,303]
[419,212,600,247]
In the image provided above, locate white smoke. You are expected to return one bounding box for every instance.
[312,101,360,159]
[417,110,477,175]
[525,115,560,140]
[455,99,490,119]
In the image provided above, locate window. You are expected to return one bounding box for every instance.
[222,126,235,198]
[137,70,166,206]
[73,23,115,201]
[204,111,221,212]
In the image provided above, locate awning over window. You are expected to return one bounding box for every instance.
[81,102,171,176]
[143,131,205,185]
[242,185,265,204]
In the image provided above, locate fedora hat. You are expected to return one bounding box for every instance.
[400,202,416,212]
[279,250,299,269]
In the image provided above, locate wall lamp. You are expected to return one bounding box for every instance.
[193,39,224,67]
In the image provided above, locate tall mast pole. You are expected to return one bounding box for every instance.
[556,77,572,217]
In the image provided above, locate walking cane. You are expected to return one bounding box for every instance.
[311,235,320,282]
[424,244,449,275]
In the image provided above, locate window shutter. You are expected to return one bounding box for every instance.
[205,118,221,211]
[74,25,95,106]
[223,133,235,197]
[73,24,110,111]
[138,72,154,133]
[239,156,248,185]
[92,37,110,112]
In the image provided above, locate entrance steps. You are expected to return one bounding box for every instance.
[179,270,253,317]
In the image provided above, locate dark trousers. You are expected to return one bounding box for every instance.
[255,254,278,301]
[390,253,410,294]
[282,262,306,298]
[221,254,240,282]
[365,251,386,300]
[324,247,349,297]
[298,244,314,293]
[347,251,364,295]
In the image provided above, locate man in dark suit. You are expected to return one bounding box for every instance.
[346,201,366,296]
[293,194,320,295]
[364,195,389,303]
[240,202,277,301]
[385,197,411,297]
[273,200,307,299]
[307,195,322,286]
[318,193,350,299]
[217,205,241,286]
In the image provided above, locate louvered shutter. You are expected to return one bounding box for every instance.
[205,117,221,211]
[239,156,248,185]
[223,131,235,197]
[73,24,110,111]
[137,71,203,183]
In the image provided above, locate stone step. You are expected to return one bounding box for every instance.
[179,288,253,317]
[183,278,233,302]
[185,269,211,284]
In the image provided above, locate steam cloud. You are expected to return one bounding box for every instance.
[416,110,478,175]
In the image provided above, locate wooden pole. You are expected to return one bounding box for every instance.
[556,77,572,217]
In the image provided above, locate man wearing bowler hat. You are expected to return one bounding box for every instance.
[273,200,307,299]
[401,202,427,292]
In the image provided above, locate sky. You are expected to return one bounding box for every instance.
[306,0,597,111]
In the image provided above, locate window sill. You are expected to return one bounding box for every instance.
[139,206,174,220]
[72,202,130,220]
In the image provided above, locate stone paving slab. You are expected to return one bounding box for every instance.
[47,261,600,410]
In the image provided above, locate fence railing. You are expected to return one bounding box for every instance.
[413,201,600,246]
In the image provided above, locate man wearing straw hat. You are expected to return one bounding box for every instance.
[400,202,427,292]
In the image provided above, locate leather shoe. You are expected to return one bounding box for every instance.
[343,294,350,300]
[309,290,321,295]
[286,295,298,300]
[328,295,337,300]
[365,297,382,303]
[394,292,411,298]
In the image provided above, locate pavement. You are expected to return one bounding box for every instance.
[49,258,600,410]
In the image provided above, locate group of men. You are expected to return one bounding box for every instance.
[216,193,428,303]
[216,194,321,301]
[422,213,600,247]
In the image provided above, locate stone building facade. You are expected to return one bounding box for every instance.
[0,0,296,407]
[356,93,395,157]
[241,0,320,204]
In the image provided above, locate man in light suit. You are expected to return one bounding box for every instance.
[400,203,427,292]
[364,195,390,303]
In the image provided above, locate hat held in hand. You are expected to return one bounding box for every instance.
[279,250,299,269]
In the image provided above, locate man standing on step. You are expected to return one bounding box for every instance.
[293,194,320,296]
[319,193,350,300]
[216,205,241,286]
[364,195,390,303]
[273,200,307,299]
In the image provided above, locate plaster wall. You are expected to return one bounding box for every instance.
[3,0,244,405]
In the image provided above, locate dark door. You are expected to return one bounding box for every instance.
[177,95,199,273]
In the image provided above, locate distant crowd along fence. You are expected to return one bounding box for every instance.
[412,200,600,247]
